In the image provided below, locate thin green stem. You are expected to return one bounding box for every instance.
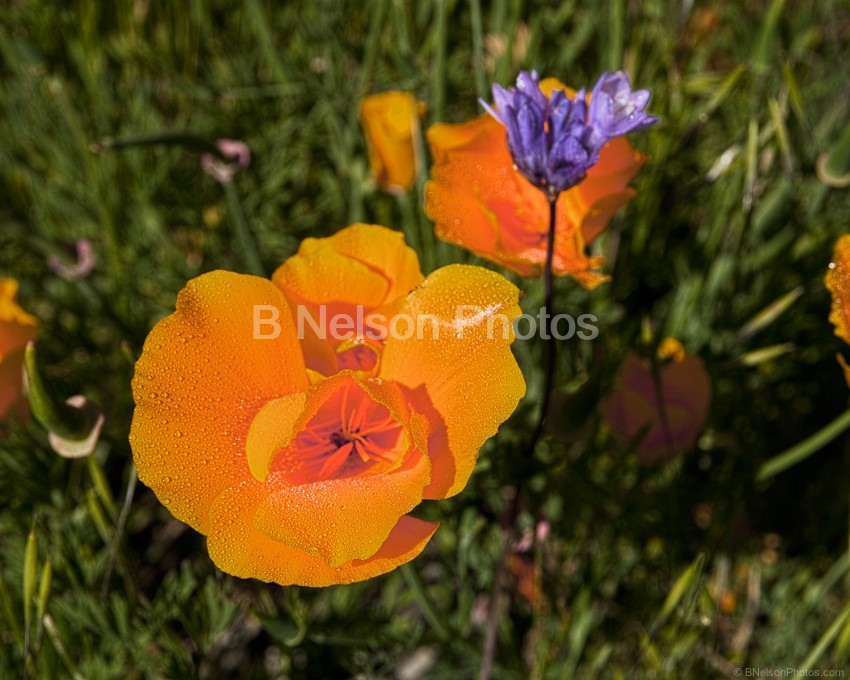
[431,0,448,124]
[608,0,625,72]
[396,192,423,260]
[399,564,449,640]
[470,0,487,102]
[347,0,388,142]
[478,552,507,680]
[412,118,437,271]
[757,406,850,481]
[478,196,558,680]
[798,597,850,672]
[100,465,138,603]
[223,181,264,276]
[92,132,229,160]
[528,196,559,450]
[244,0,289,83]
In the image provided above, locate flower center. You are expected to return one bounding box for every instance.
[288,382,404,481]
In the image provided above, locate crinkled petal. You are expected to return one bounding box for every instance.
[580,137,646,202]
[207,480,438,586]
[273,224,423,310]
[512,100,547,182]
[273,244,391,310]
[245,391,308,482]
[130,271,309,532]
[239,371,431,566]
[562,188,637,246]
[380,264,525,498]
[254,446,430,567]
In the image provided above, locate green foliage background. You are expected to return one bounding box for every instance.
[1,0,850,677]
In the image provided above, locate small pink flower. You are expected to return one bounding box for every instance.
[535,520,550,544]
[48,240,95,281]
[201,139,251,183]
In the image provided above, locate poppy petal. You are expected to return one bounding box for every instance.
[254,447,431,567]
[380,264,526,498]
[130,271,309,533]
[0,346,27,419]
[425,116,638,284]
[245,391,308,482]
[359,92,423,192]
[426,81,646,283]
[0,279,38,360]
[827,234,850,344]
[208,479,438,586]
[272,224,423,310]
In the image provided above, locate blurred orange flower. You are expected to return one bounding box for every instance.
[130,224,525,586]
[601,339,711,464]
[507,553,541,607]
[424,79,646,287]
[826,234,850,385]
[0,279,38,420]
[359,92,424,194]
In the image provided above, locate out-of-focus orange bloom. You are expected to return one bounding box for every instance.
[826,234,850,343]
[601,339,711,464]
[424,79,646,287]
[507,553,541,608]
[359,92,424,194]
[0,279,38,420]
[130,224,525,586]
[826,234,850,385]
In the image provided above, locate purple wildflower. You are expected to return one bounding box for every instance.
[481,70,657,200]
[587,71,658,147]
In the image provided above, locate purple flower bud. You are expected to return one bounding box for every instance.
[481,70,657,200]
[588,71,658,144]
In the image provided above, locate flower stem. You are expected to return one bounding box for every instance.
[529,196,559,449]
[479,196,558,680]
[399,564,449,640]
[469,0,487,102]
[430,0,448,124]
[223,181,264,277]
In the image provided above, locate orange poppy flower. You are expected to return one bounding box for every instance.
[359,92,425,194]
[600,339,711,464]
[130,224,525,586]
[424,79,646,287]
[826,234,850,385]
[0,278,39,420]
